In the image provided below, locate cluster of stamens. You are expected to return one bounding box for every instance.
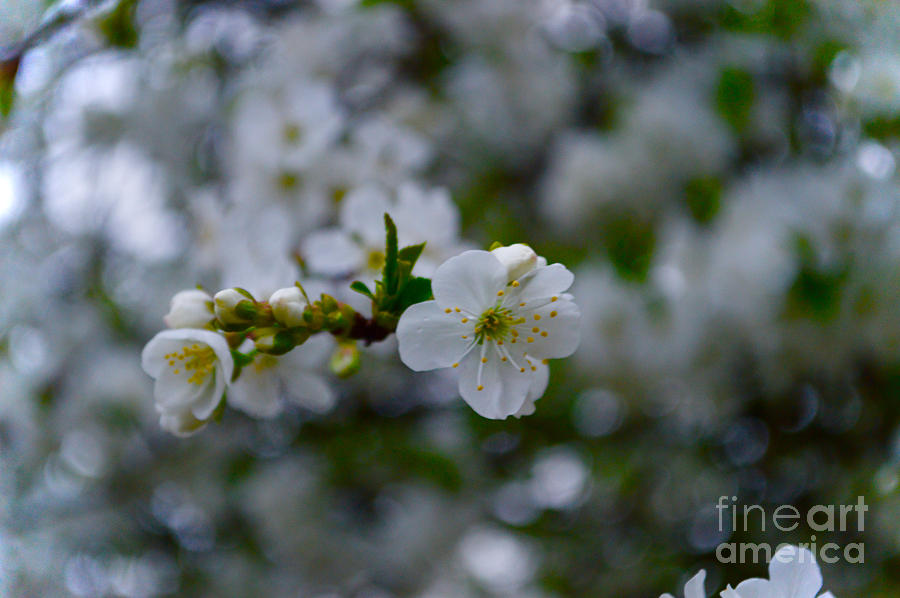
[441,286,564,391]
[165,344,216,385]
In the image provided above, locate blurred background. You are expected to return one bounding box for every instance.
[2,0,900,595]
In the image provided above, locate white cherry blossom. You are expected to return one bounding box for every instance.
[396,250,580,419]
[141,329,234,436]
[661,570,707,598]
[726,545,836,598]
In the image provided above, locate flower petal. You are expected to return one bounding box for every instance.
[769,545,822,598]
[283,370,336,413]
[458,346,530,419]
[153,367,208,412]
[302,228,365,276]
[397,301,472,371]
[432,250,506,314]
[230,371,283,419]
[341,185,393,247]
[514,297,581,359]
[508,263,575,303]
[732,579,778,598]
[684,570,706,598]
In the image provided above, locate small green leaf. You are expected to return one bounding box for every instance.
[383,213,399,295]
[398,242,426,267]
[350,281,375,299]
[488,241,503,251]
[396,277,433,313]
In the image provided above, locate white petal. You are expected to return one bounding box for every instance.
[732,579,779,598]
[458,346,530,419]
[394,183,459,247]
[509,263,575,303]
[141,335,187,377]
[154,368,207,412]
[341,185,392,247]
[397,301,471,371]
[302,229,365,276]
[660,594,676,598]
[228,362,283,419]
[684,570,706,598]
[528,361,550,401]
[192,368,227,421]
[283,370,336,413]
[720,585,742,598]
[769,546,822,598]
[514,297,581,359]
[818,593,836,598]
[158,408,207,437]
[432,250,506,315]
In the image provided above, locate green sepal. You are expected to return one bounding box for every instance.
[488,241,503,251]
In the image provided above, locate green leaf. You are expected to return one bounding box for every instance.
[396,277,433,313]
[397,242,426,267]
[350,281,375,299]
[383,213,399,295]
[715,66,755,133]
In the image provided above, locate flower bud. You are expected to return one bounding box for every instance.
[330,343,360,378]
[253,329,295,355]
[491,243,538,281]
[270,286,308,328]
[163,289,214,329]
[214,288,257,326]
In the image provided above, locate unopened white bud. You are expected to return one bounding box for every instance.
[491,243,539,281]
[270,286,308,328]
[214,288,256,324]
[163,289,214,329]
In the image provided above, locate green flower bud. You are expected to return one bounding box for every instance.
[214,288,257,326]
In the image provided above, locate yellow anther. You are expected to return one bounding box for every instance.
[531,366,537,371]
[454,307,461,312]
[519,302,526,307]
[511,330,519,337]
[511,280,520,287]
[461,317,469,323]
[542,359,549,364]
[551,296,558,302]
[477,385,484,391]
[452,363,459,368]
[501,356,508,362]
[519,367,525,373]
[550,310,558,317]
[481,357,488,363]
[541,331,548,337]
[445,308,451,313]
[497,290,505,297]
[534,314,541,321]
[462,335,468,339]
[527,337,534,343]
[532,327,539,333]
[173,370,180,374]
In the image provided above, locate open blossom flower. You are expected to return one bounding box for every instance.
[302,182,468,282]
[228,336,335,419]
[660,570,706,598]
[725,545,835,598]
[396,250,580,419]
[163,289,214,329]
[141,329,234,437]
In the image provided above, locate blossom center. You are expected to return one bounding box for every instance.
[166,344,217,385]
[474,306,520,344]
